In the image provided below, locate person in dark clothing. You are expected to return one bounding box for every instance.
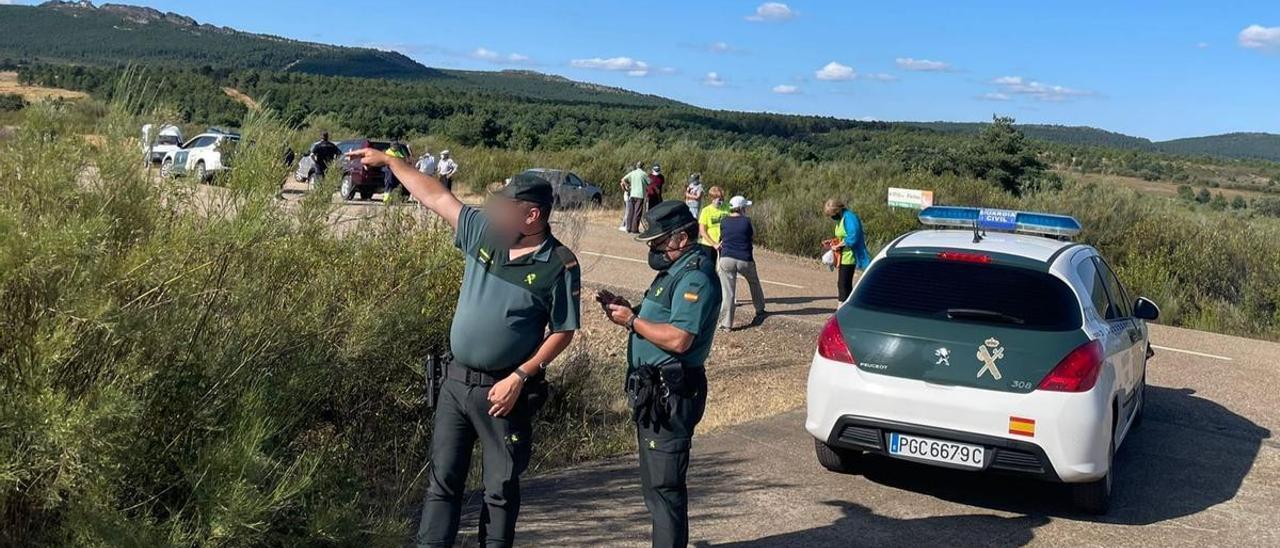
[646,164,666,210]
[309,131,342,179]
[717,196,766,330]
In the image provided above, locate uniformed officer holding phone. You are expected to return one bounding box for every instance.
[598,201,722,548]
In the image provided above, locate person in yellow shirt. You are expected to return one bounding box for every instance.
[698,186,730,263]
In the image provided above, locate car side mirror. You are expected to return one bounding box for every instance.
[1133,297,1160,321]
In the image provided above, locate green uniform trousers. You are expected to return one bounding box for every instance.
[636,368,708,548]
[416,376,537,548]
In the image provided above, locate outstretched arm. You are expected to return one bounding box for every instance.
[346,148,464,229]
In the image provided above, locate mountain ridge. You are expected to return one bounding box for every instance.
[4,2,1278,162]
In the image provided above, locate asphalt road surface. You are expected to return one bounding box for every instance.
[296,188,1276,546]
[464,212,1278,547]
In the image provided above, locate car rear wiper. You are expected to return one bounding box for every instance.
[945,308,1026,325]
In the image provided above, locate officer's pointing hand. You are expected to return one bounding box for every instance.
[345,147,391,168]
[606,303,634,327]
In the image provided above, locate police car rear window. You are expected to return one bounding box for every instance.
[852,257,1081,331]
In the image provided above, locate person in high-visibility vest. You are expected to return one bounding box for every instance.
[823,198,871,302]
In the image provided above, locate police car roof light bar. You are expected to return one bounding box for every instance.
[918,206,1082,239]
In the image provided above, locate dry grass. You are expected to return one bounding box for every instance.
[0,71,87,101]
[222,87,260,110]
[1060,169,1265,200]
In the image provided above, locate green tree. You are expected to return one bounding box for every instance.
[963,115,1046,195]
[1176,185,1195,201]
[1231,195,1248,210]
[1196,188,1212,203]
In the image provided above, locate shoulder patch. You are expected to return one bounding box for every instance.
[683,292,700,303]
[554,246,579,270]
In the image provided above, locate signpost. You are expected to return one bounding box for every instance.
[888,187,935,210]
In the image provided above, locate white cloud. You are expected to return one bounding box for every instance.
[895,57,952,72]
[1196,42,1210,49]
[703,72,726,87]
[861,72,898,82]
[978,92,1011,101]
[746,2,794,22]
[1239,24,1280,50]
[815,61,857,81]
[571,56,651,77]
[470,47,533,65]
[709,41,732,53]
[772,84,801,94]
[990,75,1093,102]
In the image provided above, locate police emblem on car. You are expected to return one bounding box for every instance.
[805,206,1160,515]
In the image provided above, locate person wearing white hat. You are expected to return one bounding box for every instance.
[437,150,458,192]
[716,195,767,330]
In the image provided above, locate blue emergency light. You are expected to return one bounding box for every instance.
[918,206,1082,238]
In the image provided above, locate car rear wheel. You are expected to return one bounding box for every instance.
[814,439,862,474]
[359,190,373,201]
[195,161,208,183]
[1071,420,1114,514]
[590,194,603,208]
[339,175,357,201]
[160,157,175,178]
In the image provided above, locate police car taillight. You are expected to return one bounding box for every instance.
[937,251,992,264]
[817,316,856,364]
[1038,340,1104,392]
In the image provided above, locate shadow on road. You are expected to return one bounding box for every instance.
[839,386,1270,525]
[698,500,1049,547]
[458,450,795,546]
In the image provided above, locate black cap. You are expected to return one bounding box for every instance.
[636,200,697,242]
[493,172,554,208]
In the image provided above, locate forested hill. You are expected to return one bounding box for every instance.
[0,2,680,108]
[910,122,1155,150]
[1158,133,1280,163]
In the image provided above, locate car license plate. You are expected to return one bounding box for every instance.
[887,432,985,469]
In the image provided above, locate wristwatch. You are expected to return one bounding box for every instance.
[512,368,530,382]
[626,315,638,332]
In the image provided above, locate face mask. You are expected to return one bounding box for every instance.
[647,236,691,271]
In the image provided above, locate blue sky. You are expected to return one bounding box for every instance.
[40,1,1280,140]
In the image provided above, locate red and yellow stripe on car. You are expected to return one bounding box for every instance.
[1008,416,1036,437]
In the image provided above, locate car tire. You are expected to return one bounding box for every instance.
[340,175,357,201]
[160,157,175,178]
[590,194,603,208]
[1071,419,1114,515]
[814,439,861,474]
[359,190,373,201]
[195,161,208,183]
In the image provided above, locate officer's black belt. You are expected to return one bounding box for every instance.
[446,361,516,387]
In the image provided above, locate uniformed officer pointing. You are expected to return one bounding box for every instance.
[346,148,581,548]
[597,201,722,548]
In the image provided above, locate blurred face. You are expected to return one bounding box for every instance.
[487,198,541,242]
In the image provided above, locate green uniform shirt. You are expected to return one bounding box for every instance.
[698,202,731,246]
[628,247,722,372]
[450,205,582,371]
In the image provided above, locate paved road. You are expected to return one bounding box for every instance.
[297,188,1276,546]
[465,214,1278,547]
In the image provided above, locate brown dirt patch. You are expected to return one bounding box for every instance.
[0,71,87,101]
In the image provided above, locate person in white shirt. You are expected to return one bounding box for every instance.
[437,150,459,192]
[685,173,705,219]
[416,149,438,177]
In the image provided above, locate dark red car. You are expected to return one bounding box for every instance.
[336,138,393,201]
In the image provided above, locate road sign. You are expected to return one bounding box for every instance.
[888,187,935,210]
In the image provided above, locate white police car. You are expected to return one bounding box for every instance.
[805,206,1159,514]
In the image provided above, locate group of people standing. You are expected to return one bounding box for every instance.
[619,163,769,332]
